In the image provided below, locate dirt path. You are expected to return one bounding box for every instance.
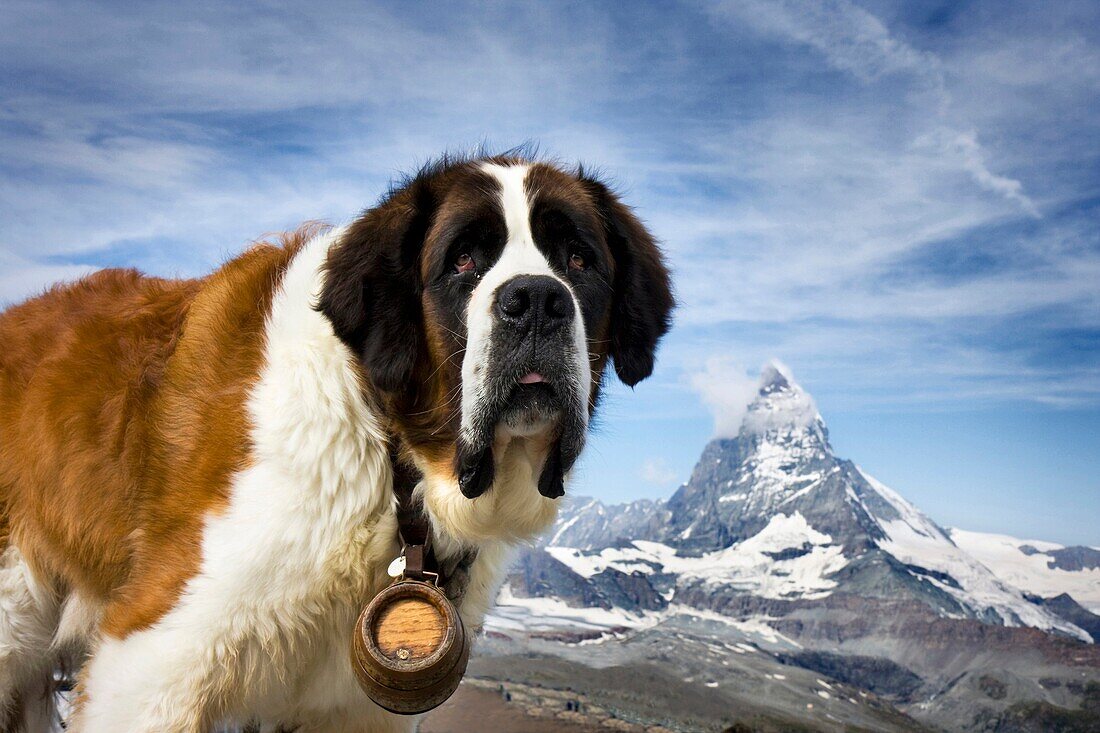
[420,685,607,733]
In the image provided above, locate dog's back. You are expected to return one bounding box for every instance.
[0,269,200,590]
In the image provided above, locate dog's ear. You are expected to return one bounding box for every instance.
[581,175,674,387]
[317,178,435,393]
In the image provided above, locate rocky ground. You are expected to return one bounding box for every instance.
[444,636,934,733]
[421,683,609,733]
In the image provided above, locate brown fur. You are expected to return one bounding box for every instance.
[0,227,317,638]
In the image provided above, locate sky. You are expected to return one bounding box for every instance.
[1,0,1097,545]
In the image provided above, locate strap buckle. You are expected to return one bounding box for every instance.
[388,544,439,585]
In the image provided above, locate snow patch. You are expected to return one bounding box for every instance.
[742,363,823,436]
[549,513,846,601]
[487,584,659,634]
[664,605,803,647]
[950,528,1100,614]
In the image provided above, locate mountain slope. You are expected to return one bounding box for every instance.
[949,528,1100,614]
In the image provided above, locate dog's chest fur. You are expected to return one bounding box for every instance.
[200,228,399,711]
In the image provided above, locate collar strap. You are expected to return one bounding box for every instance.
[389,443,479,598]
[389,443,437,582]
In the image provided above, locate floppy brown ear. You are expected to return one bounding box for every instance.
[582,175,674,386]
[317,179,435,393]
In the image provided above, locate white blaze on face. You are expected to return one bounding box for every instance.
[460,163,591,444]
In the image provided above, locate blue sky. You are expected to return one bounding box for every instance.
[1,1,1097,544]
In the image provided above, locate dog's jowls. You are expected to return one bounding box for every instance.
[0,155,673,732]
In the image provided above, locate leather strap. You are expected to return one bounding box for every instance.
[389,443,437,582]
[389,443,478,597]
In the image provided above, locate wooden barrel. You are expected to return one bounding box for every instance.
[351,579,469,714]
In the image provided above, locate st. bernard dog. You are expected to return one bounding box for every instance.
[0,155,672,732]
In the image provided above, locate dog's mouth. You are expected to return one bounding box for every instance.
[456,366,586,501]
[499,374,564,434]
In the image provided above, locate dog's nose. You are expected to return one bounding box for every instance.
[496,275,574,334]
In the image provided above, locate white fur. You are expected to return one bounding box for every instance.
[64,230,391,731]
[440,164,591,540]
[64,224,562,732]
[52,593,100,654]
[0,545,61,730]
[418,162,591,549]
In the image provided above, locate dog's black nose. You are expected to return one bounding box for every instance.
[496,275,574,334]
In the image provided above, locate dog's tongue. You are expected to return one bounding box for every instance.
[519,372,545,385]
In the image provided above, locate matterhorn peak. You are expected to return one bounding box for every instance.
[741,361,824,437]
[758,359,794,393]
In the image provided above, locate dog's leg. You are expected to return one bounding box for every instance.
[0,545,61,733]
[67,624,231,733]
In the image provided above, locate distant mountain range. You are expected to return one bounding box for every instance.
[480,363,1100,732]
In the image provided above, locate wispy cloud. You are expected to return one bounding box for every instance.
[917,128,1040,218]
[702,0,1039,218]
[707,0,944,84]
[639,458,679,487]
[686,358,761,438]
[1,0,1097,415]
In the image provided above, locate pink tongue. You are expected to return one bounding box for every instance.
[519,372,546,385]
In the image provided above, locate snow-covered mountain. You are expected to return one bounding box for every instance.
[487,363,1100,730]
[520,362,1097,642]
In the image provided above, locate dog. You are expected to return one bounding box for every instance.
[0,154,673,732]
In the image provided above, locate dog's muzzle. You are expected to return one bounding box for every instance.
[457,274,587,501]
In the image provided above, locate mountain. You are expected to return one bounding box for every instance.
[483,362,1100,732]
[541,362,1090,641]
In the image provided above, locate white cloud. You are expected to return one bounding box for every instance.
[687,358,761,438]
[709,0,943,86]
[917,128,1040,218]
[639,458,679,487]
[0,1,643,300]
[703,0,1038,217]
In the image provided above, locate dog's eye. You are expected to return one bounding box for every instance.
[454,253,475,274]
[568,253,587,271]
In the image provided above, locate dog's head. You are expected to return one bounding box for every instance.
[319,155,672,540]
